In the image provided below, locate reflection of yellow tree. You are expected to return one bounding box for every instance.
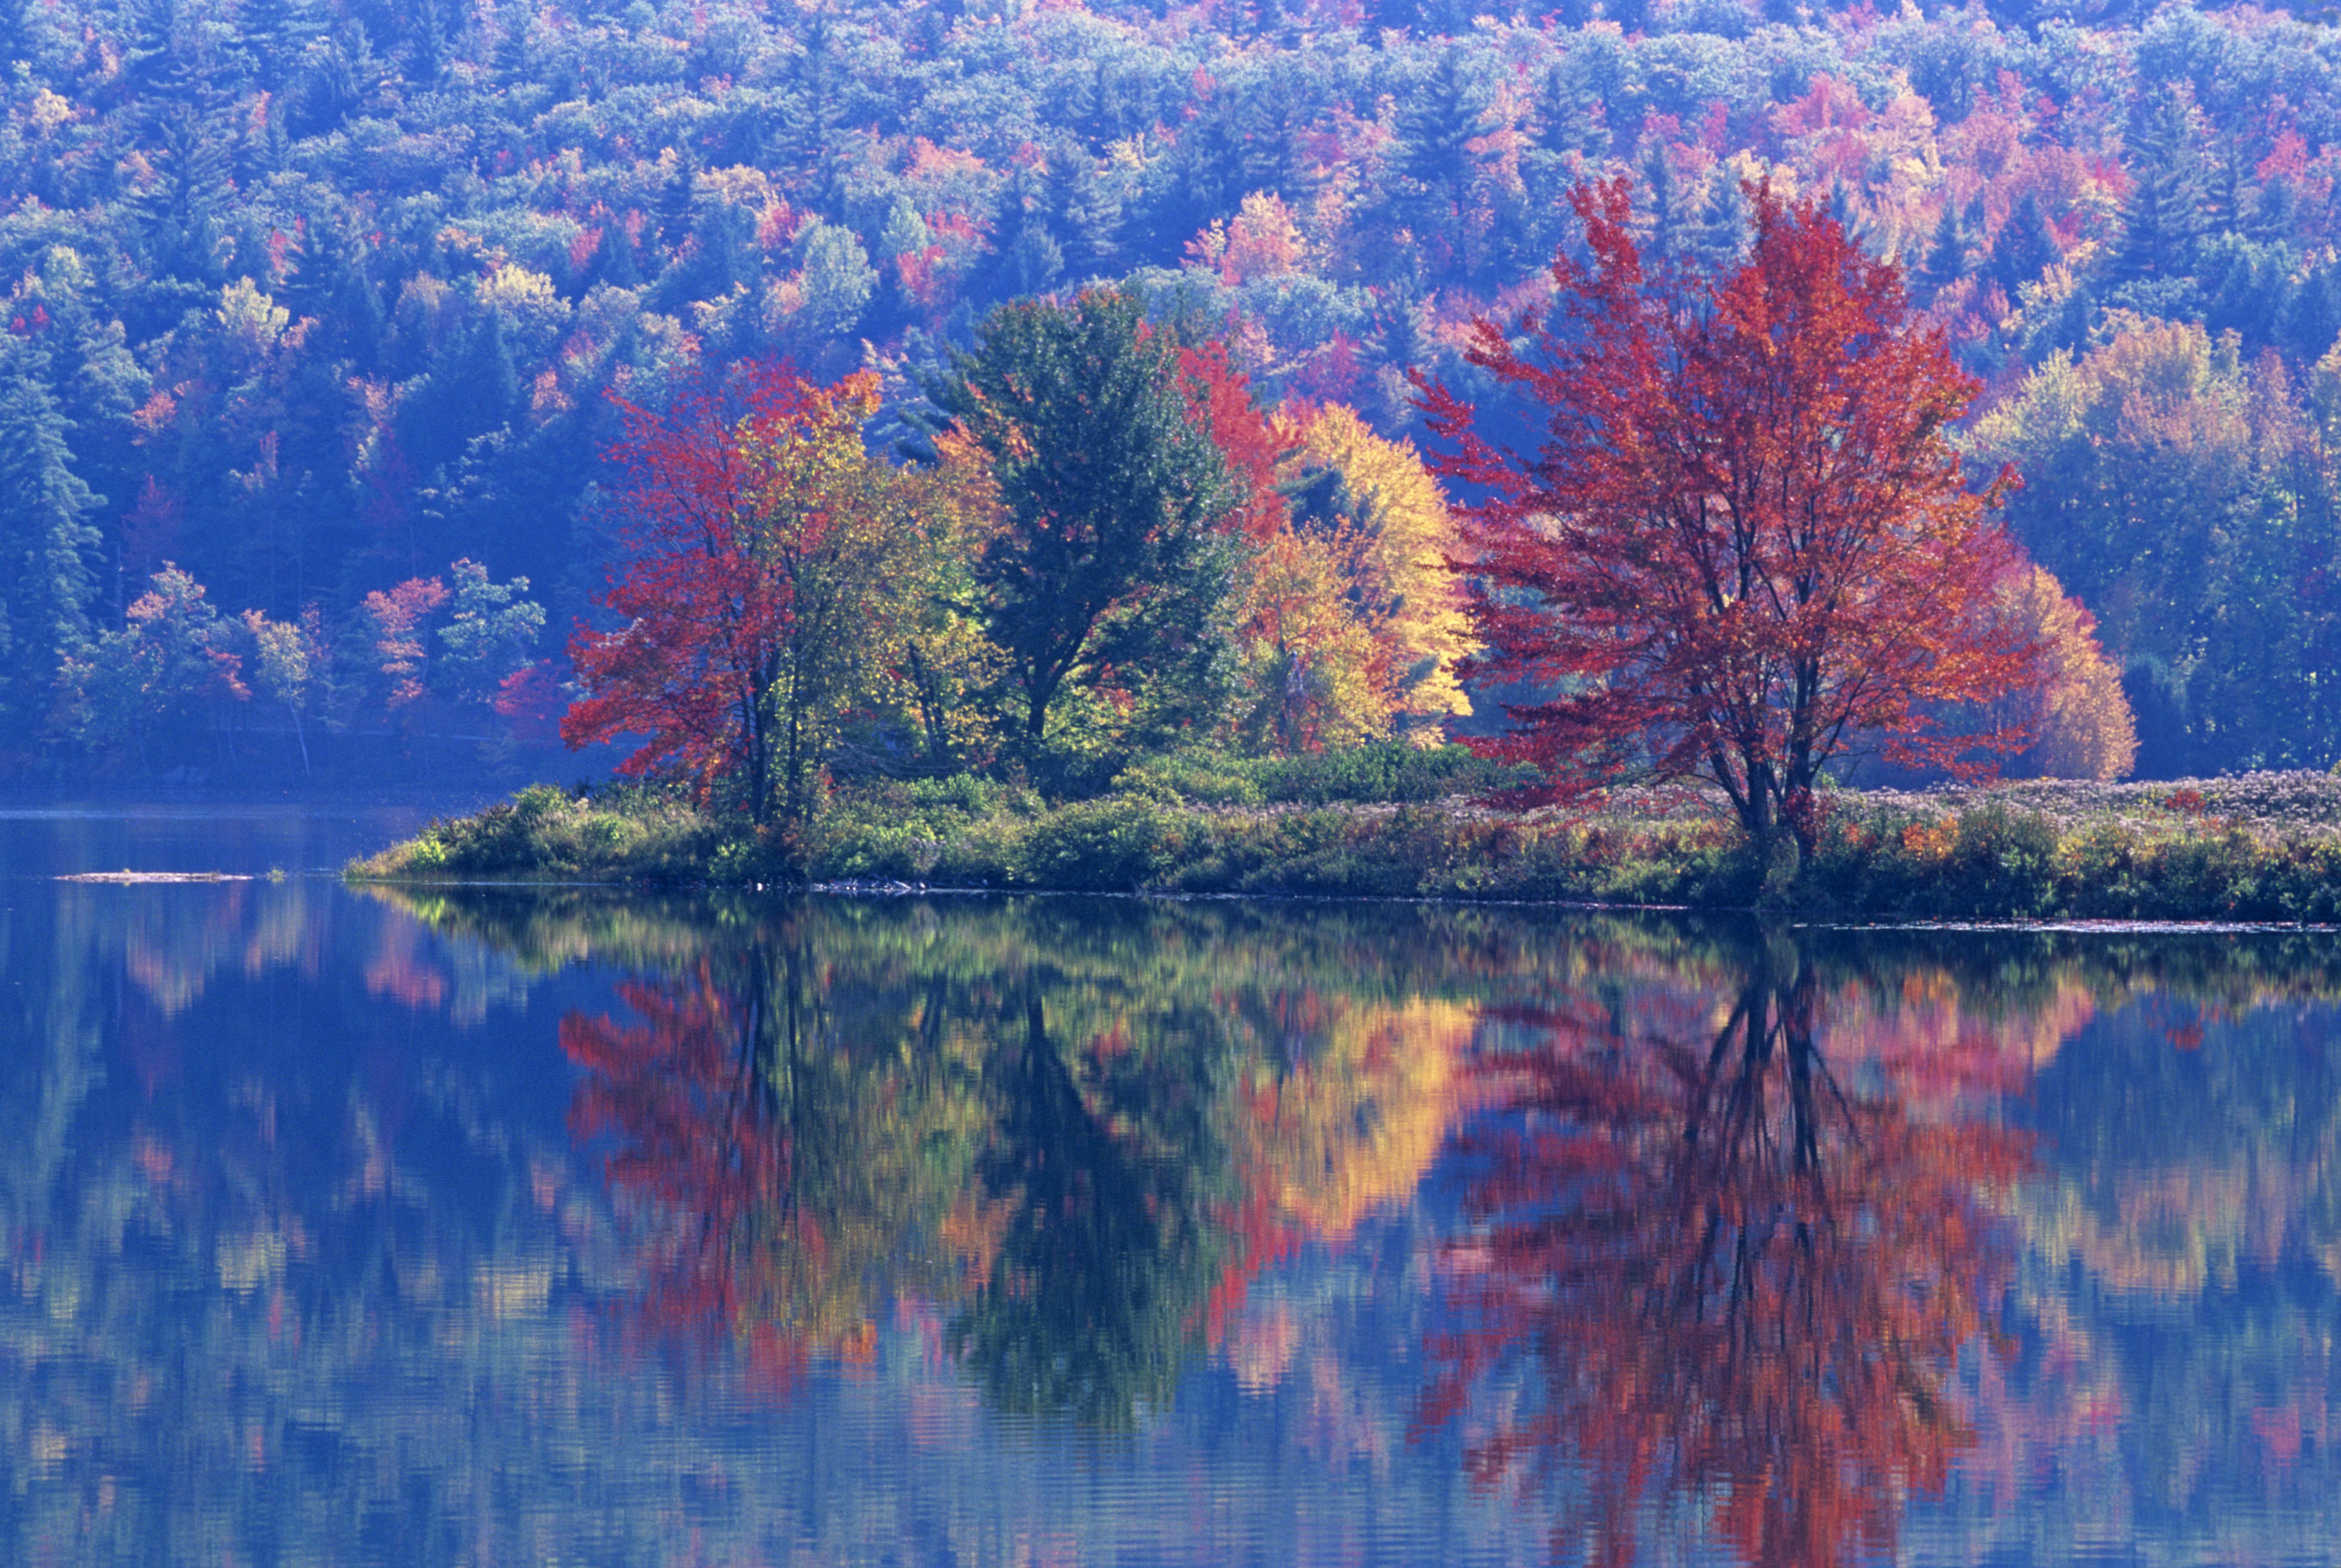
[1209,997,1475,1351]
[1418,938,2036,1568]
[1243,997,1475,1240]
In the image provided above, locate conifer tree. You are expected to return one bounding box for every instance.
[1921,200,1970,293]
[242,0,322,92]
[1988,191,2061,297]
[1044,143,1123,279]
[2114,94,2205,285]
[1395,51,1494,269]
[1692,169,1752,269]
[1637,143,1690,262]
[0,333,101,750]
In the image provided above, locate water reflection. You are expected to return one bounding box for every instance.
[541,898,1487,1429]
[18,846,2341,1565]
[1417,931,2038,1567]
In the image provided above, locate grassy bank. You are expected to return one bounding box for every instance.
[344,761,2341,922]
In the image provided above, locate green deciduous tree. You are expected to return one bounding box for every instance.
[935,287,1242,748]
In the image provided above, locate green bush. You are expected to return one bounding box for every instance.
[1248,742,1537,804]
[1014,798,1200,891]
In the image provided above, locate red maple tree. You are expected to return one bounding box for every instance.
[562,364,891,827]
[1418,178,2039,868]
[1178,338,1292,545]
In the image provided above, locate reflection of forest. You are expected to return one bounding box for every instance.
[540,897,1487,1427]
[21,878,2341,1564]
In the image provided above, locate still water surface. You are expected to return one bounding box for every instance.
[4,806,2339,1566]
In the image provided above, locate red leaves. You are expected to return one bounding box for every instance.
[562,361,879,817]
[362,575,451,709]
[1421,178,2039,853]
[1418,958,2033,1567]
[1179,339,1291,544]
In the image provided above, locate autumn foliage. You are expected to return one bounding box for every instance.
[564,365,913,829]
[1420,179,2042,867]
[1417,943,2034,1568]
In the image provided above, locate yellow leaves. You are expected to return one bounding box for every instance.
[1220,191,1308,285]
[1285,402,1478,730]
[214,279,290,357]
[1237,998,1474,1243]
[477,263,561,317]
[26,88,73,134]
[1901,821,1952,861]
[1234,527,1395,751]
[1994,566,2138,781]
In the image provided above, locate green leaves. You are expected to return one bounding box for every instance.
[939,287,1242,747]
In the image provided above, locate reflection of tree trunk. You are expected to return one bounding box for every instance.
[1420,923,2027,1568]
[953,989,1193,1428]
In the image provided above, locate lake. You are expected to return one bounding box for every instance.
[5,805,2339,1567]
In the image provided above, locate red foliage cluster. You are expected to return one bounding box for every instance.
[1420,179,2039,857]
[1418,961,2033,1567]
[562,362,861,818]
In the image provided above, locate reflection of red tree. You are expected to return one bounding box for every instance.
[362,914,448,1012]
[1417,955,2033,1568]
[560,962,808,1390]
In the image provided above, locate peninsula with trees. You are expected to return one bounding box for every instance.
[356,183,2341,920]
[7,0,2341,914]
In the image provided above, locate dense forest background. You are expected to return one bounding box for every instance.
[5,0,2341,784]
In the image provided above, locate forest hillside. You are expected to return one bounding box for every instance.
[4,0,2339,783]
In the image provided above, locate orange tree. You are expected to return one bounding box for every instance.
[1417,179,2038,875]
[563,364,916,834]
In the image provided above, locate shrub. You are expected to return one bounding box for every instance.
[1014,798,1198,890]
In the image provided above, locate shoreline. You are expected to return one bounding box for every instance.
[345,770,2341,924]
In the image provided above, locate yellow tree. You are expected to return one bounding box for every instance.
[1988,565,2138,780]
[885,427,1012,772]
[1283,403,1478,741]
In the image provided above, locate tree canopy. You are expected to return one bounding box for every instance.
[935,287,1242,747]
[1420,178,2040,874]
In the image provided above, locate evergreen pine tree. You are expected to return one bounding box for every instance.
[1921,200,1970,291]
[1395,51,1493,260]
[127,107,236,297]
[241,0,322,92]
[0,333,101,747]
[778,12,851,218]
[282,216,386,367]
[1245,89,1324,212]
[1826,176,1858,234]
[1691,168,1751,268]
[2201,135,2248,236]
[2113,94,2205,285]
[1988,190,2062,296]
[2251,169,2302,245]
[402,0,463,84]
[1637,143,1689,262]
[1537,58,1609,161]
[1044,143,1123,279]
